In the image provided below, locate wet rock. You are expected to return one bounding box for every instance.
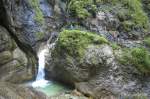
[0,82,49,99]
[82,11,120,42]
[1,0,60,49]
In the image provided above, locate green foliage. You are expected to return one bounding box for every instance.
[97,0,149,32]
[110,43,120,50]
[67,0,149,31]
[144,37,150,47]
[119,47,150,74]
[122,0,149,31]
[67,0,97,19]
[118,0,149,32]
[55,30,108,58]
[29,0,44,24]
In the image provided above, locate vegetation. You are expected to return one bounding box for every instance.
[110,43,120,50]
[67,0,97,19]
[119,0,149,32]
[29,0,44,24]
[97,0,149,33]
[66,0,149,32]
[55,29,108,58]
[119,47,150,74]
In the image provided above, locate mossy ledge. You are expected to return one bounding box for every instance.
[28,0,44,24]
[67,0,97,19]
[118,47,150,74]
[54,29,108,59]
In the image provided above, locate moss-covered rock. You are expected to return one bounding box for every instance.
[28,0,44,24]
[67,0,97,19]
[118,47,150,74]
[119,0,149,32]
[54,29,108,59]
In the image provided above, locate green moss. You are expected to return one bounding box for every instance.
[55,29,108,59]
[110,43,120,50]
[29,0,44,24]
[118,47,150,74]
[36,32,44,40]
[98,0,149,32]
[121,0,149,31]
[144,37,150,47]
[67,0,97,19]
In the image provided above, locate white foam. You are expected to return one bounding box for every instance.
[32,48,49,88]
[32,79,49,88]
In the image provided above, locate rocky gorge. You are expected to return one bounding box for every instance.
[0,0,150,99]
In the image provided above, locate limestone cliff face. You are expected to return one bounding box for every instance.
[0,0,64,49]
[1,0,50,47]
[0,26,36,83]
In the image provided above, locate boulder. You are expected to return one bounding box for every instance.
[46,30,150,98]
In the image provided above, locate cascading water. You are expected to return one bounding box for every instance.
[32,49,49,88]
[31,43,70,96]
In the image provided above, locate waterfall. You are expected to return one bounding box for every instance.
[32,48,49,88]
